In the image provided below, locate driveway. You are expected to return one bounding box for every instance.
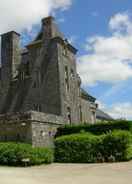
[0,162,132,184]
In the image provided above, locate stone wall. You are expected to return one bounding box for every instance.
[0,111,63,147]
[56,38,80,123]
[0,112,32,143]
[30,111,63,147]
[81,98,96,124]
[0,31,21,114]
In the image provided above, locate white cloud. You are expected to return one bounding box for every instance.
[52,0,72,10]
[109,12,132,35]
[99,101,132,120]
[0,0,73,64]
[77,12,132,86]
[0,0,72,34]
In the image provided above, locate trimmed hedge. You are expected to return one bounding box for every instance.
[0,143,54,166]
[55,130,131,163]
[56,120,132,137]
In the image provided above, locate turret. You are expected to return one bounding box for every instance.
[1,31,21,85]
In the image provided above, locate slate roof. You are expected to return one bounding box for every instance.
[96,109,113,121]
[81,88,96,103]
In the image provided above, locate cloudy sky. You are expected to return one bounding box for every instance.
[0,0,132,119]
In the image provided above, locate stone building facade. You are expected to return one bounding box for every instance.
[0,16,97,147]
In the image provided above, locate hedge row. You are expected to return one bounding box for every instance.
[56,120,132,137]
[55,130,131,163]
[0,143,54,166]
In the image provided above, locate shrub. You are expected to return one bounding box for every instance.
[55,130,131,163]
[0,142,54,166]
[56,120,132,137]
[101,131,131,161]
[29,147,54,165]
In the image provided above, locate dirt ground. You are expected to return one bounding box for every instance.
[0,162,132,184]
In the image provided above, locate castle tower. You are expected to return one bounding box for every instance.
[0,17,96,124]
[39,16,80,122]
[1,31,21,86]
[40,17,80,122]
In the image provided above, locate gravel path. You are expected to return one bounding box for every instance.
[0,162,132,184]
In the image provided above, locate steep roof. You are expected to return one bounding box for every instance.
[96,109,113,121]
[81,88,96,102]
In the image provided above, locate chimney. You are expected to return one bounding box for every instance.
[1,31,21,84]
[41,16,63,40]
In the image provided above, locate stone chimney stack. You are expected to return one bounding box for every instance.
[41,16,63,40]
[1,31,21,85]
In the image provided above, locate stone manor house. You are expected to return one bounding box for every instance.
[0,16,110,147]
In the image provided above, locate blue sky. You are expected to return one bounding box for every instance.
[1,0,132,119]
[54,0,132,119]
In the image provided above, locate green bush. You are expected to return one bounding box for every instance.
[56,120,132,137]
[55,130,131,163]
[0,142,54,166]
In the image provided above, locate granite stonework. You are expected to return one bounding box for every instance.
[0,111,63,147]
[0,16,97,147]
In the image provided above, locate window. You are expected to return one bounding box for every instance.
[67,107,71,124]
[63,45,68,56]
[40,131,46,137]
[0,69,1,80]
[25,61,30,76]
[20,71,25,81]
[91,111,95,124]
[16,134,20,140]
[71,69,74,78]
[33,70,41,88]
[36,71,41,87]
[65,66,69,92]
[79,106,83,122]
[33,104,41,112]
[33,81,37,88]
[4,135,7,141]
